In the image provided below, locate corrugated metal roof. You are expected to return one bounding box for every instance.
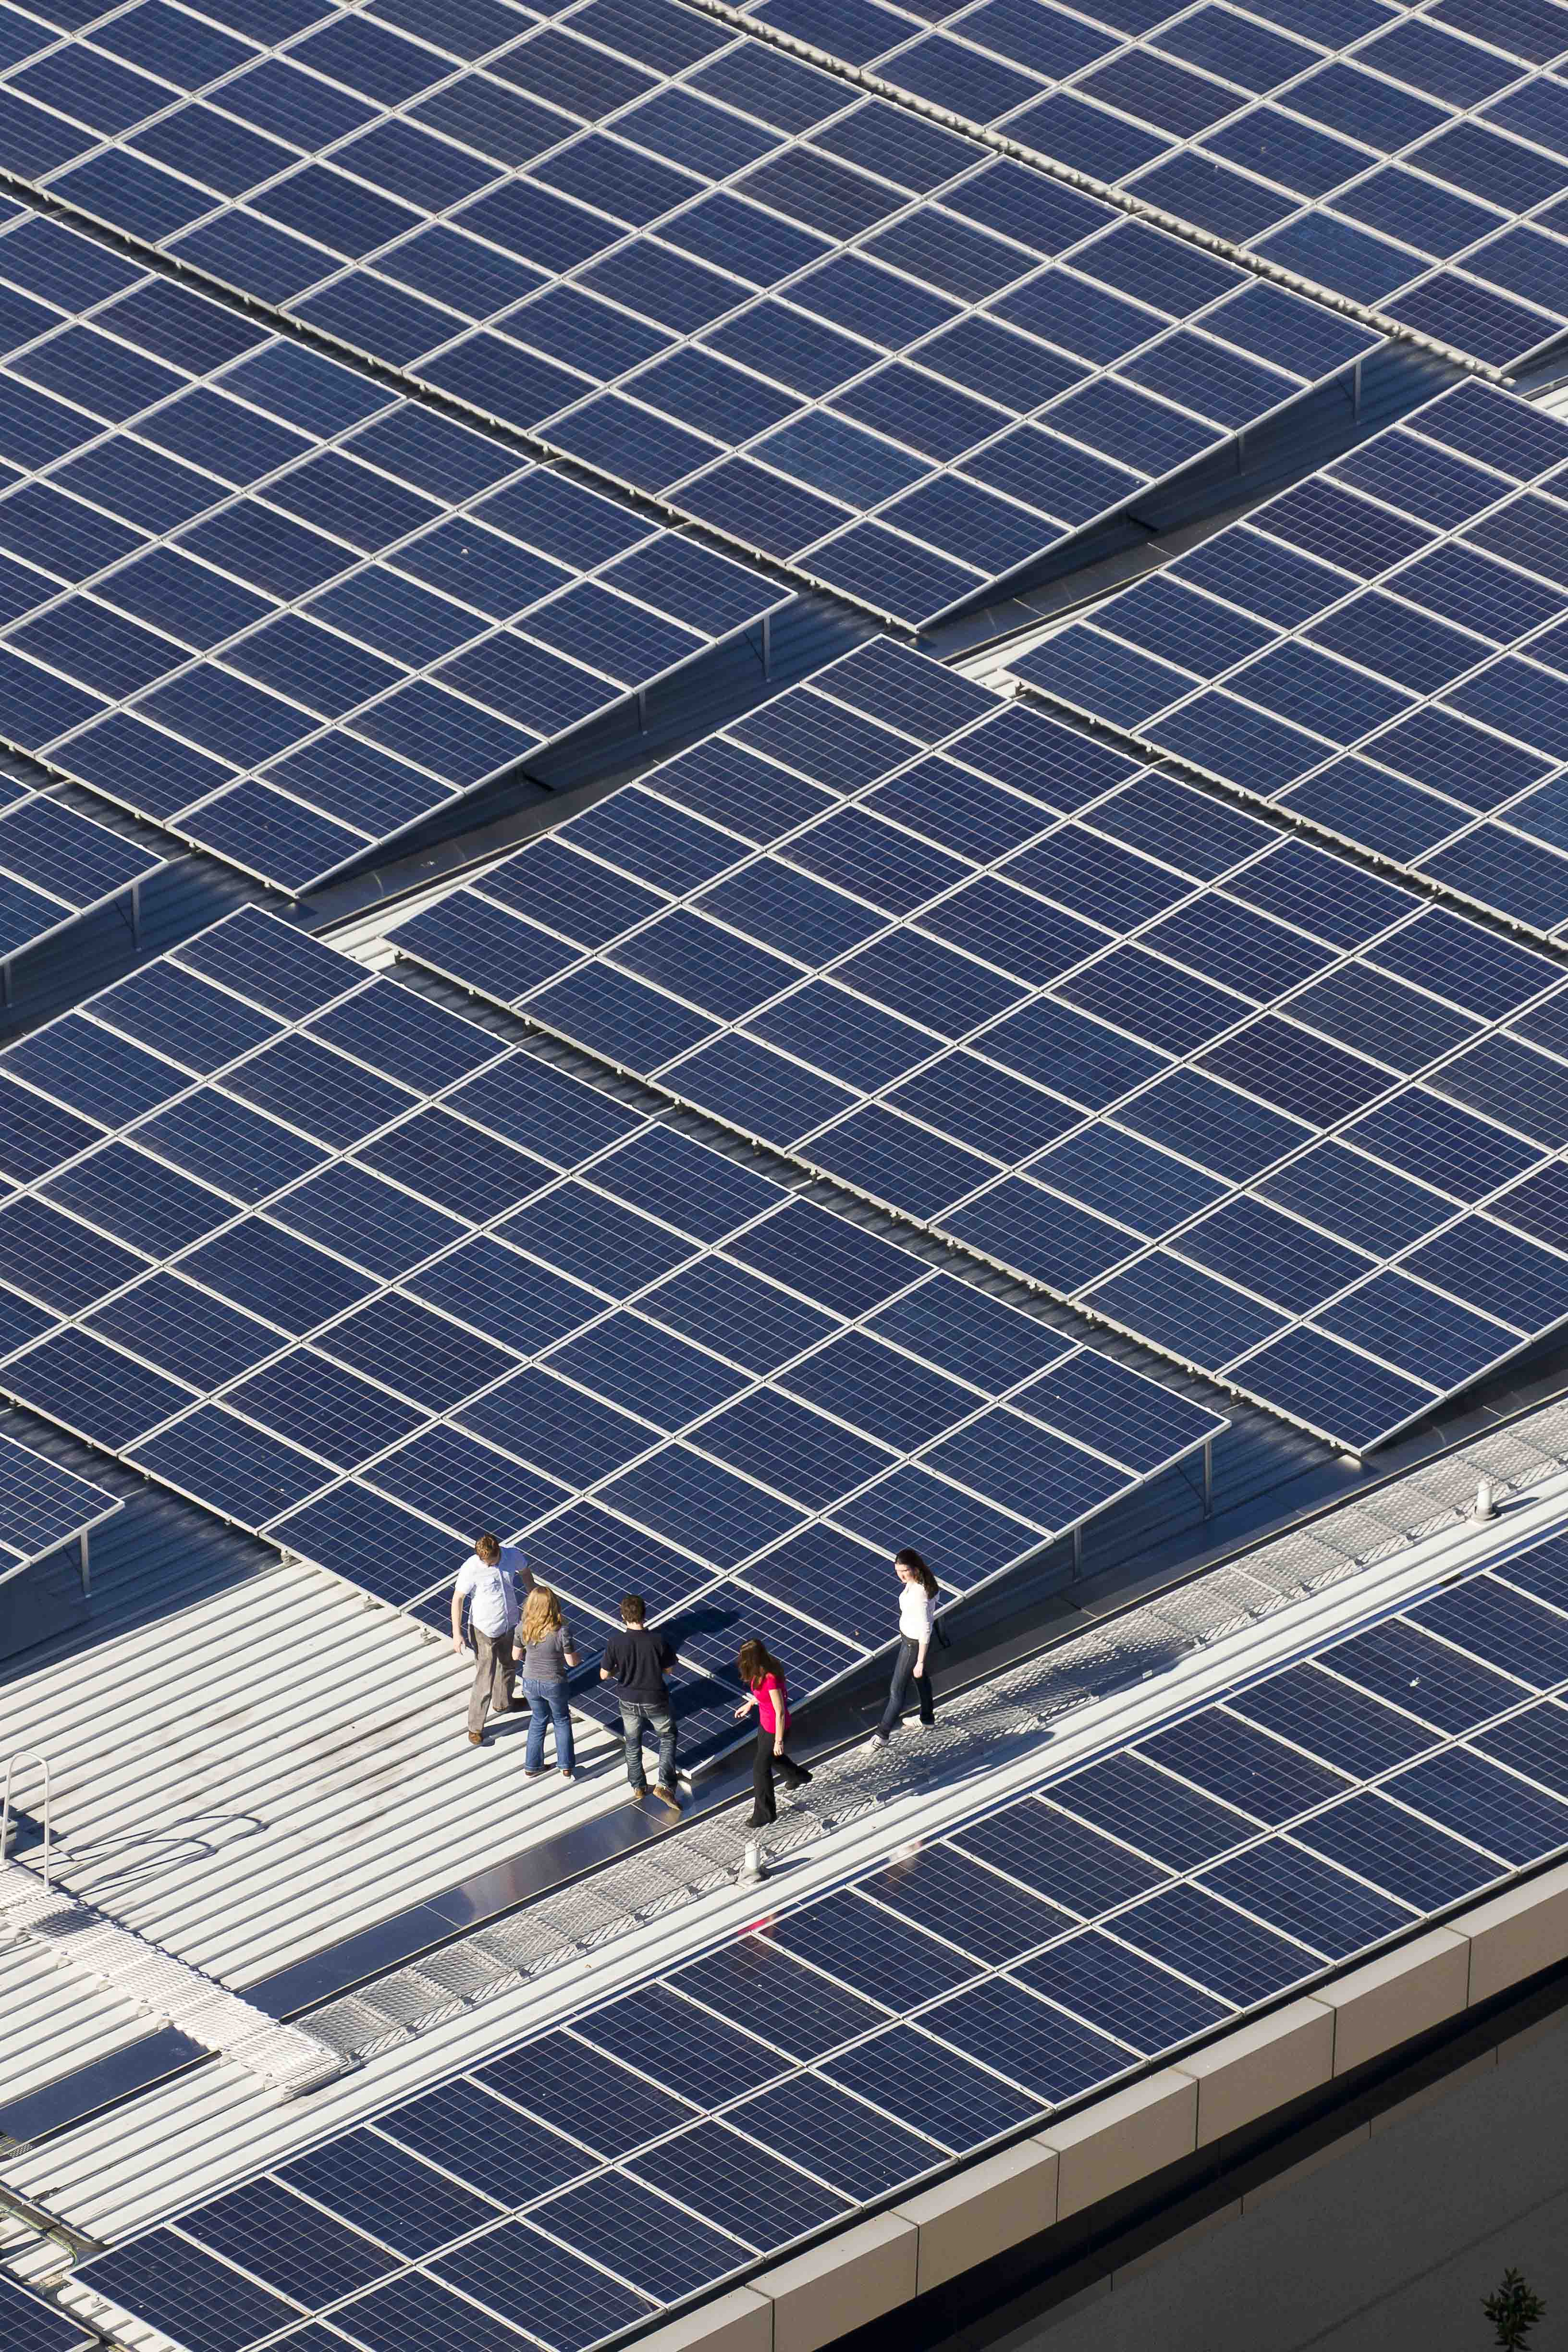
[0,1937,153,2119]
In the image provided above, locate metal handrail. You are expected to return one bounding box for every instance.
[1,1754,50,1889]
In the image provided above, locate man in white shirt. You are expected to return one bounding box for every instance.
[451,1532,531,1748]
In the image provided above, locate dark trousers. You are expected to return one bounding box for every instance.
[619,1699,677,1794]
[878,1637,934,1737]
[468,1628,515,1735]
[750,1726,810,1825]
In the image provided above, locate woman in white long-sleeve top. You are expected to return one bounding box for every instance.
[868,1548,939,1746]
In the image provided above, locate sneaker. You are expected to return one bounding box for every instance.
[652,1785,682,1813]
[866,1731,890,1750]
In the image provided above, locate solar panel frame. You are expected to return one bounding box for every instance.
[389,629,1568,1452]
[67,1513,1568,2352]
[0,4,1381,628]
[0,902,1223,1738]
[0,196,789,896]
[0,1421,119,1578]
[0,780,165,967]
[0,2270,96,2352]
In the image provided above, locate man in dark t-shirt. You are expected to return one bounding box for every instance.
[600,1592,681,1812]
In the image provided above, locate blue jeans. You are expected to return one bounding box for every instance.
[878,1638,934,1736]
[619,1699,677,1793]
[523,1680,574,1773]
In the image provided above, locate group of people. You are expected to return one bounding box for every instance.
[452,1533,944,1827]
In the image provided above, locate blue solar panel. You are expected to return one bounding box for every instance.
[0,902,1222,1746]
[392,630,1568,1452]
[0,1424,118,1571]
[0,2273,94,2352]
[1015,383,1568,948]
[0,5,1380,630]
[0,208,786,894]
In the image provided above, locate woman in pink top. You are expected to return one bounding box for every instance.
[735,1638,813,1827]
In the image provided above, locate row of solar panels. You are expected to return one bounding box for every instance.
[0,193,788,898]
[67,1514,1568,2352]
[0,0,1381,627]
[1012,374,1568,943]
[736,0,1568,373]
[0,892,1223,1756]
[389,569,1568,1456]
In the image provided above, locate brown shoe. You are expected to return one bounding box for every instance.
[652,1785,682,1813]
[467,1731,485,1747]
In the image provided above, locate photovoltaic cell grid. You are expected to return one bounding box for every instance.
[0,1425,118,1575]
[0,770,162,964]
[0,0,1379,628]
[0,901,1222,1756]
[67,1517,1568,2352]
[1013,378,1568,943]
[0,2273,94,2352]
[0,196,786,897]
[734,0,1568,374]
[390,631,1568,1458]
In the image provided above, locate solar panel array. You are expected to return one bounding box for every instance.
[389,625,1568,1458]
[0,0,1379,628]
[0,768,162,966]
[0,1425,118,1576]
[0,2273,94,2352]
[1013,378,1568,942]
[69,1516,1568,2352]
[0,898,1223,1756]
[734,0,1568,374]
[0,195,786,898]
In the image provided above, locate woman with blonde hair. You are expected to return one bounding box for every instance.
[518,1585,579,1781]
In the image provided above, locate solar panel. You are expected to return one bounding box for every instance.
[0,902,1222,1751]
[0,6,1378,628]
[68,1514,1568,2352]
[0,1423,118,1579]
[719,0,1568,377]
[0,197,787,897]
[389,629,1568,1453]
[1012,373,1568,927]
[0,779,164,966]
[0,2273,96,2352]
